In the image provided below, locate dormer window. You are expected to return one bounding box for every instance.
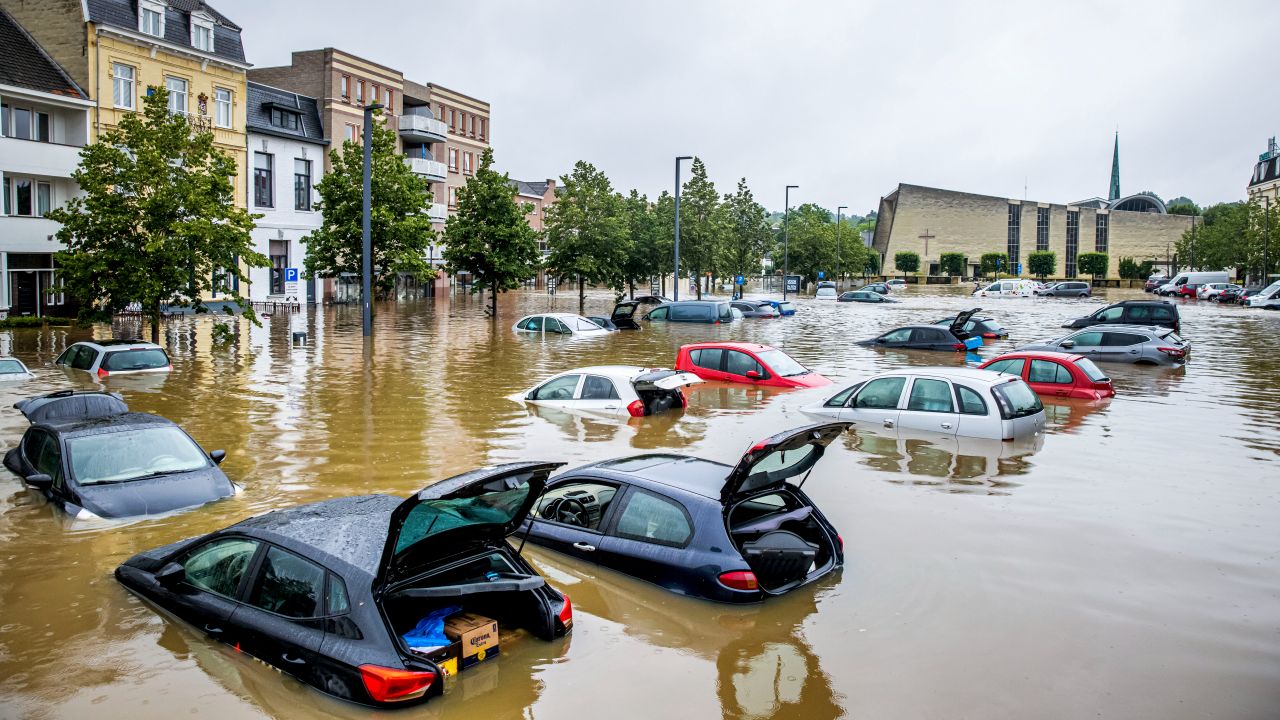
[190,11,215,52]
[139,0,166,37]
[270,108,300,131]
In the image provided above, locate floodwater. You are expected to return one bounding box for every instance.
[1,286,1278,720]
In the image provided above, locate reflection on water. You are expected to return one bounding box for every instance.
[1,286,1279,719]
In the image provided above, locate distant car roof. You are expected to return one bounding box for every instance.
[227,495,401,580]
[547,365,651,380]
[863,367,1024,387]
[656,300,723,306]
[581,453,731,500]
[16,390,128,425]
[984,350,1085,363]
[1115,299,1174,306]
[680,342,775,352]
[72,339,160,349]
[1071,324,1172,336]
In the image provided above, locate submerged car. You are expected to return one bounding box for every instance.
[56,340,172,378]
[512,313,611,337]
[858,309,984,352]
[800,368,1045,440]
[521,422,850,602]
[979,351,1115,400]
[517,365,702,418]
[885,279,907,289]
[116,462,572,707]
[644,301,738,324]
[838,290,897,303]
[675,342,831,388]
[1062,299,1181,334]
[860,282,892,295]
[762,299,797,316]
[815,284,838,300]
[3,390,234,519]
[1016,324,1189,365]
[0,357,34,380]
[729,301,780,318]
[973,279,1037,297]
[931,313,1008,340]
[1035,281,1091,298]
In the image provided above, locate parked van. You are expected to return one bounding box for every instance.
[1245,280,1280,309]
[973,279,1038,297]
[1156,271,1229,298]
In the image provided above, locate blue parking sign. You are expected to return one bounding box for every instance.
[817,271,825,279]
[735,275,745,285]
[284,267,299,282]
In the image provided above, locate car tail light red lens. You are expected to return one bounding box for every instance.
[719,570,759,591]
[836,534,844,550]
[557,593,573,630]
[952,343,966,351]
[1157,347,1185,358]
[626,399,645,417]
[359,665,436,703]
[982,332,999,339]
[96,368,109,378]
[677,390,688,408]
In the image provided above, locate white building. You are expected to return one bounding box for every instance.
[0,8,94,318]
[245,81,326,304]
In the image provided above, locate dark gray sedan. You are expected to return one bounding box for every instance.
[1015,324,1189,365]
[1036,281,1091,297]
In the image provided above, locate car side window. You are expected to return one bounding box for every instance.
[954,385,988,415]
[547,318,569,333]
[326,573,350,614]
[28,431,64,487]
[55,347,74,365]
[515,317,531,330]
[725,351,763,377]
[525,316,544,332]
[1125,305,1153,321]
[536,481,618,531]
[880,328,912,343]
[648,307,668,320]
[692,348,723,371]
[1151,306,1174,321]
[180,537,260,598]
[825,383,862,407]
[911,328,944,343]
[1095,307,1124,322]
[1029,359,1072,384]
[248,546,327,619]
[718,304,733,321]
[1104,332,1146,347]
[985,357,1025,377]
[1069,331,1104,347]
[614,489,692,548]
[531,374,580,400]
[580,375,620,400]
[906,378,954,413]
[854,377,906,409]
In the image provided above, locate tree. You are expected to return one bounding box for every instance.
[1175,203,1248,274]
[720,178,772,294]
[834,218,869,284]
[307,109,435,299]
[620,189,666,297]
[979,252,1008,277]
[442,148,541,318]
[1077,252,1109,280]
[543,161,628,310]
[1167,201,1201,216]
[785,204,836,285]
[49,87,265,343]
[1027,251,1056,279]
[677,158,726,298]
[894,251,920,277]
[862,251,880,277]
[939,252,966,277]
[1117,256,1153,279]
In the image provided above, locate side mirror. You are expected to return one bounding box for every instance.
[1060,340,1075,349]
[745,370,761,380]
[25,473,52,489]
[155,561,185,588]
[209,450,226,465]
[875,338,886,344]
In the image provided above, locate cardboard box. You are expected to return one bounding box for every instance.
[422,644,459,678]
[443,613,499,670]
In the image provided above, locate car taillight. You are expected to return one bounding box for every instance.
[836,534,844,550]
[982,332,999,339]
[953,343,966,351]
[626,399,645,417]
[359,665,436,703]
[557,593,573,631]
[96,368,109,378]
[718,570,759,591]
[677,390,688,408]
[1157,346,1185,357]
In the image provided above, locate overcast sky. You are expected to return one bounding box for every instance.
[221,0,1277,214]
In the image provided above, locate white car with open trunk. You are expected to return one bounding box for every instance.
[516,365,703,419]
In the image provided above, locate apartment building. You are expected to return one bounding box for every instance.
[0,6,94,318]
[1249,137,1279,207]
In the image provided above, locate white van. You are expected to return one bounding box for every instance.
[1156,271,1229,297]
[1246,280,1280,308]
[973,279,1037,297]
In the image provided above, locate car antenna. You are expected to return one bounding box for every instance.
[516,484,550,556]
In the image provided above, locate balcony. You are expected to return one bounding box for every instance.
[0,137,83,177]
[427,203,447,223]
[405,157,447,182]
[398,114,448,144]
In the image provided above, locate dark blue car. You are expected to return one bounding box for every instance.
[521,422,849,602]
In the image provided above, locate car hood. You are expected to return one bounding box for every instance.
[779,372,832,388]
[75,466,234,519]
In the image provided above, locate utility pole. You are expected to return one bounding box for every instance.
[361,102,385,338]
[673,156,692,301]
[1265,196,1272,285]
[782,185,798,299]
[836,206,847,289]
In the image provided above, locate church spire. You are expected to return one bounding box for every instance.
[1108,131,1121,201]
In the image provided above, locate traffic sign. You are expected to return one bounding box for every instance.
[283,268,300,301]
[785,275,801,293]
[735,275,745,285]
[817,271,825,279]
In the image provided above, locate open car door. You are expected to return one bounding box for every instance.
[949,308,984,349]
[610,302,643,330]
[721,422,851,504]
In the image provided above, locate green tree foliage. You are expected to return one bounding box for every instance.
[48,88,265,343]
[1117,256,1154,279]
[620,189,666,297]
[785,204,836,285]
[544,161,628,309]
[1166,201,1201,216]
[442,148,541,318]
[719,178,772,291]
[979,252,1008,277]
[677,158,726,298]
[1077,252,1109,279]
[307,110,435,298]
[1027,251,1056,279]
[1174,203,1247,273]
[939,252,966,277]
[894,251,920,276]
[862,251,881,277]
[833,218,870,283]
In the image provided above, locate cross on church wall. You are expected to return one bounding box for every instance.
[918,228,935,256]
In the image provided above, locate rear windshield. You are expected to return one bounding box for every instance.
[1075,358,1109,382]
[68,426,209,484]
[671,304,712,321]
[991,380,1043,419]
[1162,331,1186,344]
[0,359,27,374]
[102,348,169,371]
[755,349,808,377]
[395,477,532,554]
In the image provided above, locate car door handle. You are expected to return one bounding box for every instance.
[204,624,223,634]
[281,653,306,665]
[941,422,953,429]
[883,419,895,428]
[572,542,596,552]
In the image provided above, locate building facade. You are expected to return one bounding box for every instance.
[245,81,325,304]
[0,6,94,318]
[873,184,1193,279]
[1248,137,1279,206]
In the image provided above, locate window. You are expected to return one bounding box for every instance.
[854,377,906,409]
[1103,332,1146,347]
[214,88,232,128]
[825,383,862,408]
[370,85,378,106]
[879,328,912,343]
[139,3,164,37]
[2,177,9,215]
[1151,306,1175,321]
[28,429,61,480]
[755,349,806,377]
[467,114,475,136]
[531,374,579,400]
[1125,305,1152,321]
[1068,331,1104,347]
[191,19,214,52]
[12,107,30,139]
[479,117,487,141]
[249,547,326,618]
[14,179,32,216]
[907,378,954,413]
[447,108,455,130]
[991,382,1043,419]
[68,426,207,484]
[448,186,458,208]
[647,307,668,320]
[356,80,364,104]
[1094,306,1124,322]
[726,350,764,378]
[448,147,458,171]
[341,75,350,100]
[112,64,136,109]
[463,152,472,175]
[180,538,259,597]
[345,123,356,142]
[954,385,988,415]
[383,88,392,108]
[37,182,51,216]
[326,574,350,614]
[294,159,312,211]
[984,358,1025,377]
[910,328,948,343]
[166,77,188,115]
[1095,213,1108,253]
[670,304,712,321]
[1075,359,1108,382]
[581,376,620,400]
[1036,207,1050,252]
[253,152,273,207]
[270,108,298,130]
[690,347,724,370]
[615,489,692,547]
[1007,203,1021,266]
[1029,359,1072,384]
[536,481,618,531]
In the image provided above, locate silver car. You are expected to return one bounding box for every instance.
[1015,324,1188,365]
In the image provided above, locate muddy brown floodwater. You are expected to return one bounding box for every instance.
[1,286,1278,720]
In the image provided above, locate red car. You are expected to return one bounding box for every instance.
[978,351,1115,400]
[674,342,831,388]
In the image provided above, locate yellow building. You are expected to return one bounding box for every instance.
[1,0,251,206]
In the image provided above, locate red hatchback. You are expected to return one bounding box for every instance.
[675,343,831,388]
[978,351,1115,400]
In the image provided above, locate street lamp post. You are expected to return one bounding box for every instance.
[673,156,693,301]
[361,102,385,338]
[1265,196,1271,284]
[836,206,847,289]
[782,185,798,300]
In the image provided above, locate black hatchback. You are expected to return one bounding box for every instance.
[858,309,984,352]
[1062,300,1181,334]
[116,462,572,707]
[522,422,850,603]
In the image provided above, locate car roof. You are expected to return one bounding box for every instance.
[987,350,1084,363]
[866,367,1018,386]
[655,300,722,306]
[575,454,731,500]
[45,411,176,435]
[550,365,649,380]
[527,312,591,319]
[681,342,775,352]
[1072,323,1169,335]
[72,339,160,350]
[1115,299,1173,306]
[228,495,401,580]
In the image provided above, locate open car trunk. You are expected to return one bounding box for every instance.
[632,370,701,416]
[726,489,838,594]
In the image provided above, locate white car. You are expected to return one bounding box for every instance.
[973,279,1038,298]
[800,368,1045,440]
[516,365,703,418]
[0,357,34,381]
[1197,282,1238,300]
[512,313,612,337]
[886,279,907,289]
[55,340,172,378]
[1246,280,1280,308]
[815,286,838,300]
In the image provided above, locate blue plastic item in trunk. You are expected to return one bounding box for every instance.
[402,605,462,651]
[963,337,983,350]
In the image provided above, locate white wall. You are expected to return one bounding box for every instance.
[245,131,324,302]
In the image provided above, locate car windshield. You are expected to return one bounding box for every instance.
[68,426,209,485]
[102,348,169,371]
[755,349,809,377]
[395,478,532,554]
[1075,358,1109,382]
[0,359,27,374]
[816,288,836,297]
[992,381,1043,419]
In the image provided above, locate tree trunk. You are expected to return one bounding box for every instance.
[578,276,585,313]
[629,281,634,300]
[694,272,702,300]
[660,274,665,296]
[491,287,497,319]
[149,299,161,344]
